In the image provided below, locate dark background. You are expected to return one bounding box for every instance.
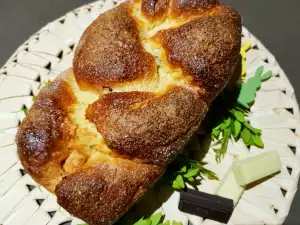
[0,0,299,224]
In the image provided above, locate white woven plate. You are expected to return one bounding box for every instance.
[0,1,299,225]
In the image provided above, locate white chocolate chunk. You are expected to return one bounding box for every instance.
[216,168,245,206]
[232,151,282,186]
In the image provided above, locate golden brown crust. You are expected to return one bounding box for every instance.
[73,3,156,90]
[156,5,242,102]
[87,86,207,165]
[16,70,77,192]
[170,0,219,18]
[140,0,218,20]
[56,159,164,225]
[16,0,242,224]
[141,0,170,20]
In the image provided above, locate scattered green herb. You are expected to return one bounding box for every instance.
[170,157,218,190]
[211,103,265,162]
[33,96,37,102]
[43,80,51,86]
[133,212,183,225]
[171,222,183,225]
[78,213,183,225]
[22,108,28,115]
[211,66,272,163]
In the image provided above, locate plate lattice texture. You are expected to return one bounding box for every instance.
[0,1,299,225]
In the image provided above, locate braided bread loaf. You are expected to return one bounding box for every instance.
[16,0,241,224]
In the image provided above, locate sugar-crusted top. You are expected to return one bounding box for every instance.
[16,0,242,224]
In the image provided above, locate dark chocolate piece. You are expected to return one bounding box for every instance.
[179,188,234,223]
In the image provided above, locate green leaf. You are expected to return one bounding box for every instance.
[134,218,151,225]
[252,134,264,148]
[23,108,28,115]
[225,117,231,128]
[145,219,152,225]
[260,71,272,81]
[255,66,264,77]
[32,96,37,102]
[172,180,181,189]
[187,177,195,182]
[224,127,231,139]
[206,171,219,180]
[183,168,199,178]
[213,124,221,131]
[197,164,219,180]
[213,147,222,154]
[171,157,218,190]
[159,221,170,225]
[220,117,231,130]
[213,128,230,163]
[233,110,245,122]
[230,121,235,137]
[244,121,261,134]
[172,221,183,225]
[150,212,163,225]
[175,175,185,189]
[212,138,223,147]
[215,153,222,164]
[236,105,248,113]
[43,80,51,86]
[134,215,182,225]
[180,166,187,173]
[214,146,225,163]
[212,129,221,139]
[241,128,251,146]
[250,127,262,135]
[233,120,242,138]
